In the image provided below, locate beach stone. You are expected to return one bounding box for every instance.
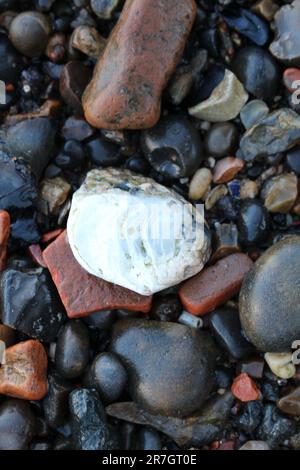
[110,319,217,417]
[189,168,212,201]
[67,168,210,296]
[9,11,51,58]
[42,371,73,428]
[83,0,196,129]
[238,199,271,246]
[179,253,253,316]
[0,340,48,400]
[60,61,92,115]
[264,352,295,379]
[89,352,127,403]
[239,236,300,352]
[286,147,300,175]
[213,157,245,184]
[270,0,300,66]
[71,25,106,59]
[240,100,269,129]
[231,373,260,402]
[240,108,300,161]
[205,123,239,159]
[232,46,280,101]
[140,115,203,178]
[188,70,248,122]
[283,68,300,93]
[257,404,296,447]
[43,230,152,318]
[91,0,120,20]
[239,440,270,450]
[264,174,298,213]
[0,210,10,271]
[0,399,35,450]
[277,386,300,416]
[39,177,71,215]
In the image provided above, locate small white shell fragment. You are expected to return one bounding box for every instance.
[264,352,296,379]
[67,168,211,295]
[188,69,249,122]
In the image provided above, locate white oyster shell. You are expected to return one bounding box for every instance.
[67,168,211,295]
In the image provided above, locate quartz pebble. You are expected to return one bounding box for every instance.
[239,440,270,450]
[110,319,217,417]
[270,0,300,66]
[239,236,300,352]
[39,177,71,215]
[264,174,298,213]
[9,11,51,57]
[213,157,244,184]
[240,100,269,129]
[0,340,48,400]
[240,108,300,161]
[264,353,296,380]
[71,25,106,59]
[231,373,260,402]
[67,168,210,296]
[189,168,212,201]
[179,253,253,316]
[141,115,203,179]
[83,0,196,129]
[189,70,248,122]
[43,230,152,318]
[0,210,10,271]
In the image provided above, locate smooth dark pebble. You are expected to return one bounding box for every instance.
[89,352,127,403]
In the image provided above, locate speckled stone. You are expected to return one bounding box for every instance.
[239,236,300,352]
[83,0,196,129]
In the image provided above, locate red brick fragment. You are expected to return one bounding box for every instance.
[0,340,48,400]
[0,210,10,272]
[83,0,197,129]
[28,244,47,268]
[217,440,236,451]
[179,253,253,316]
[43,230,152,318]
[231,373,260,402]
[41,228,64,244]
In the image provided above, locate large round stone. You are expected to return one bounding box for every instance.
[67,168,210,295]
[110,319,217,417]
[239,236,300,352]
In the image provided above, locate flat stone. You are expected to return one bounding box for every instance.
[213,157,245,184]
[82,0,196,129]
[67,168,210,296]
[0,210,10,271]
[188,70,248,122]
[239,235,300,352]
[270,0,300,66]
[43,230,152,318]
[277,386,300,416]
[231,373,260,402]
[0,340,48,400]
[179,253,253,316]
[240,108,300,161]
[110,319,217,417]
[106,392,234,448]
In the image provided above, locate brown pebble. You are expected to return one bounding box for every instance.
[277,386,300,416]
[0,340,48,400]
[0,325,15,347]
[213,157,245,184]
[82,0,196,129]
[0,210,10,272]
[60,61,92,115]
[4,99,61,125]
[179,253,253,316]
[43,230,152,318]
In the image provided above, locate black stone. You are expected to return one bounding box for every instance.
[86,137,123,167]
[234,401,263,434]
[3,118,56,180]
[0,151,37,211]
[55,140,86,169]
[110,319,217,417]
[0,267,66,342]
[0,399,35,450]
[238,199,271,246]
[205,122,239,159]
[89,352,127,404]
[11,214,40,246]
[141,115,203,179]
[286,147,300,175]
[209,308,254,359]
[150,294,181,322]
[43,371,73,428]
[125,154,151,176]
[61,116,94,142]
[55,320,90,379]
[232,47,280,101]
[0,34,23,85]
[222,8,269,46]
[239,236,300,352]
[69,388,110,450]
[257,404,296,448]
[83,309,117,330]
[135,428,162,451]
